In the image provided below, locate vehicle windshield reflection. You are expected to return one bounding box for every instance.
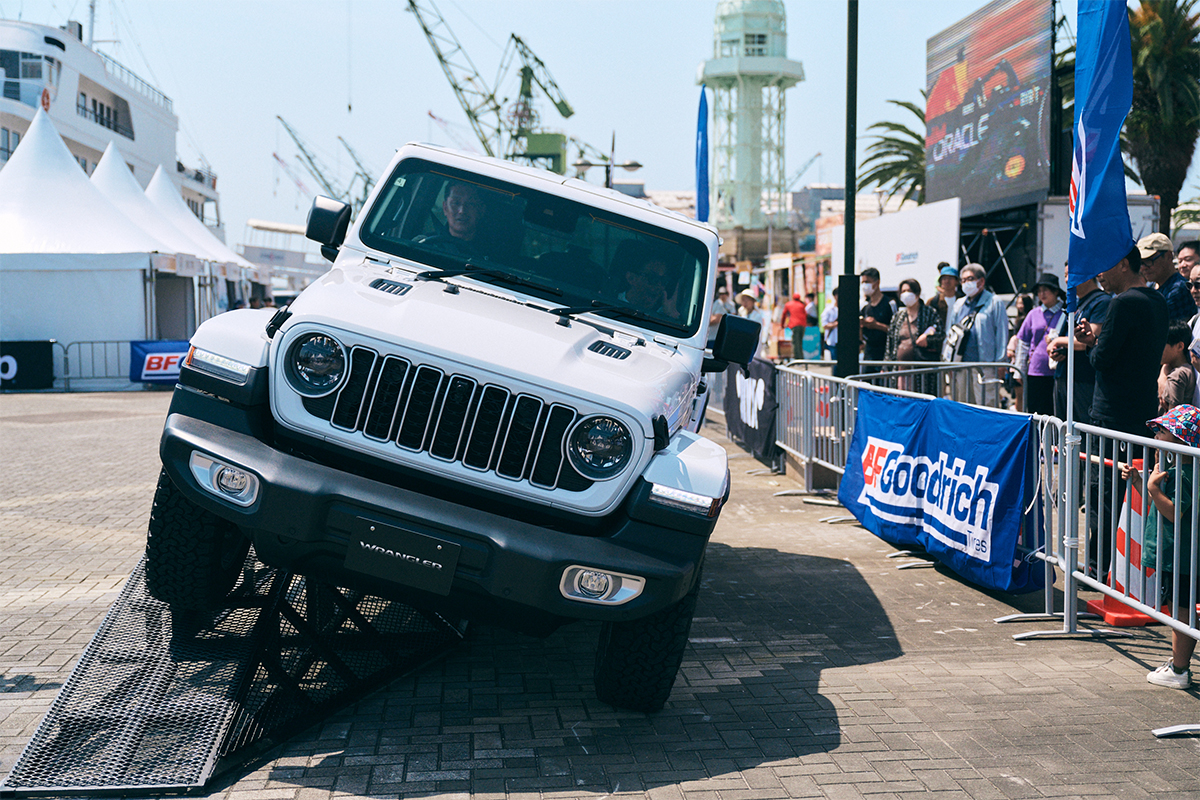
[358,159,707,337]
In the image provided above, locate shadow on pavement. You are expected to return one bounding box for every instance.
[262,540,901,796]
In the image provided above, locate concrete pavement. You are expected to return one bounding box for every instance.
[2,390,1199,799]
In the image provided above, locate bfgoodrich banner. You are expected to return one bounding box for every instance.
[839,391,1039,592]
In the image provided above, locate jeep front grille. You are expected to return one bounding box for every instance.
[301,347,592,491]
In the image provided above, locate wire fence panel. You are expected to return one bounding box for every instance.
[773,361,1200,654]
[61,341,133,391]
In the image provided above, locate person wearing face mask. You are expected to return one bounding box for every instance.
[859,267,894,373]
[1014,274,1067,415]
[885,278,942,394]
[945,263,1010,405]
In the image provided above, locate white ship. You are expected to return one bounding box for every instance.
[0,14,221,237]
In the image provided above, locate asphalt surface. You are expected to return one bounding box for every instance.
[3,390,1200,799]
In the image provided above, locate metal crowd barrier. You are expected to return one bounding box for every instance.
[0,341,141,392]
[60,341,132,391]
[775,361,1013,489]
[849,361,1012,410]
[776,361,1200,734]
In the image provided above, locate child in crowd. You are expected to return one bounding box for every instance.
[1159,320,1197,413]
[1121,405,1200,688]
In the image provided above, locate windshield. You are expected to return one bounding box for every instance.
[358,158,710,336]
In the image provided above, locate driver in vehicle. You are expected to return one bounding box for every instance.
[415,181,487,256]
[616,241,682,320]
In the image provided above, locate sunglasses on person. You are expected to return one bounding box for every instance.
[1189,280,1200,289]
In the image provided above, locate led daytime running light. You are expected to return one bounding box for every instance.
[186,346,252,385]
[649,483,720,517]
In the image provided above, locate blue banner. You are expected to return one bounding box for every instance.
[130,340,189,385]
[839,392,1040,592]
[695,85,709,223]
[1067,0,1134,309]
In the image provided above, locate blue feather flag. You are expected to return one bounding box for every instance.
[696,85,709,223]
[1067,0,1134,310]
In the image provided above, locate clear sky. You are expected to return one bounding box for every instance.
[4,0,1196,247]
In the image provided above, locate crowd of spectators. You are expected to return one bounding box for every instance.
[708,235,1200,425]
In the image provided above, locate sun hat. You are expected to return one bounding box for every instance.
[1033,273,1065,297]
[1147,404,1200,448]
[1137,232,1174,260]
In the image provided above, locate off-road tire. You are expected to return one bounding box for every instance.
[593,580,699,713]
[145,469,249,610]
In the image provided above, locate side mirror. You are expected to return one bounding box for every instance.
[306,196,352,262]
[704,313,760,371]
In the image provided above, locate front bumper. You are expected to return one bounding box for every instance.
[159,411,709,629]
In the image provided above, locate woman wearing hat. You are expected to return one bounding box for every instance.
[736,290,769,359]
[1015,274,1066,415]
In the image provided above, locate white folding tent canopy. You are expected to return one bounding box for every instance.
[0,110,172,345]
[91,141,210,261]
[146,166,254,269]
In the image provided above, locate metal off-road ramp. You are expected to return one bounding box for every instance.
[0,550,463,797]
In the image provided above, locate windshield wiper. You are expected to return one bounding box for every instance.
[550,300,687,333]
[417,263,562,297]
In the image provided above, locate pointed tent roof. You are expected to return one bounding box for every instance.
[0,109,170,254]
[91,141,211,259]
[145,166,253,267]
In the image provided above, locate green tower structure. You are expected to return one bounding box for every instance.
[698,0,805,230]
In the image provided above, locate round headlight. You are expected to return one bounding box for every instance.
[287,333,346,396]
[567,416,633,481]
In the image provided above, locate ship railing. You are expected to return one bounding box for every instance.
[97,51,173,114]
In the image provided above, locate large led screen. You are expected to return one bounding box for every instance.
[925,0,1053,218]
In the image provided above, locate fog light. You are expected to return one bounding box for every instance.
[215,466,249,495]
[560,565,645,605]
[189,452,259,507]
[577,570,611,598]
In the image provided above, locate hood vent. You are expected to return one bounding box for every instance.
[588,341,631,360]
[369,278,412,296]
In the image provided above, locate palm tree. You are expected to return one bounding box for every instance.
[1125,0,1200,232]
[857,97,926,206]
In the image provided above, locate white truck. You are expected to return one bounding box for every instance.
[142,143,759,712]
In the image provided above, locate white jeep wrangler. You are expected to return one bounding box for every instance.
[145,143,759,712]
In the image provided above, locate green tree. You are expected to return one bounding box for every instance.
[856,97,926,206]
[1125,0,1200,232]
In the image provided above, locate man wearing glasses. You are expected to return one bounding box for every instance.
[1139,232,1196,322]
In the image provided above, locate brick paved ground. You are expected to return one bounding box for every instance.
[3,391,1200,799]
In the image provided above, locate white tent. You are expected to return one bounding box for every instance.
[145,166,254,269]
[91,141,210,261]
[0,110,171,345]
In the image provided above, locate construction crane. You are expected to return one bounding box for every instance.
[337,136,377,202]
[276,116,374,215]
[271,151,313,207]
[785,152,822,191]
[405,0,604,175]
